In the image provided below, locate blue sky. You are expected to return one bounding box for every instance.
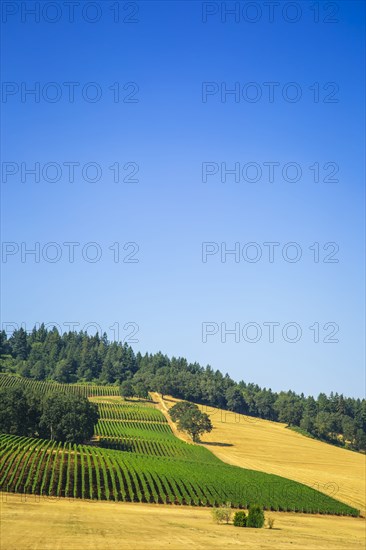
[1,1,365,397]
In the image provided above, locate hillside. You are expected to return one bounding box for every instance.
[2,325,366,453]
[0,375,359,515]
[1,379,365,549]
[160,396,366,515]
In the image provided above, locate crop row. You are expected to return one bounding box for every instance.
[97,402,167,423]
[97,437,199,459]
[0,373,119,397]
[96,419,173,439]
[0,434,360,516]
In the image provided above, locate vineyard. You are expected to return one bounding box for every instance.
[0,373,119,397]
[94,402,216,460]
[0,433,360,515]
[95,402,165,421]
[0,375,361,516]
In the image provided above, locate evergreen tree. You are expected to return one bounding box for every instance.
[10,328,29,360]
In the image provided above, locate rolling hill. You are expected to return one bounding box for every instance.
[160,395,366,515]
[0,375,360,515]
[0,377,365,549]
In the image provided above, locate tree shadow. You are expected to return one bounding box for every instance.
[202,441,233,447]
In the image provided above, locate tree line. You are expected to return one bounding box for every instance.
[1,325,365,450]
[0,384,99,444]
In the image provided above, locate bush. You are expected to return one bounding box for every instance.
[233,511,247,527]
[211,502,232,524]
[246,504,265,528]
[267,517,275,529]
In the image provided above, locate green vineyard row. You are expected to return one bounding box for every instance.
[96,419,173,438]
[94,402,215,460]
[0,434,359,515]
[0,373,120,397]
[97,437,201,459]
[96,402,167,422]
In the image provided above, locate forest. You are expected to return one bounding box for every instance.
[1,325,365,451]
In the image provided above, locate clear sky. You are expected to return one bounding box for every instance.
[1,1,365,397]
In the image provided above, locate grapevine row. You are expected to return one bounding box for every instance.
[97,402,167,422]
[0,434,359,516]
[0,373,119,397]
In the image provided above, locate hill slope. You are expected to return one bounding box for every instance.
[159,396,365,514]
[0,378,359,516]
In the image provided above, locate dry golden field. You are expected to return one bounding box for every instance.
[1,492,365,550]
[159,395,366,516]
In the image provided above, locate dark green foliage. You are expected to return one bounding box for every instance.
[170,402,213,441]
[133,381,149,398]
[154,369,175,398]
[233,511,247,527]
[178,408,213,442]
[0,325,365,450]
[9,328,29,360]
[274,392,304,426]
[0,386,35,436]
[120,380,135,399]
[39,392,99,443]
[246,504,265,528]
[169,401,198,422]
[225,387,247,414]
[0,384,98,444]
[2,325,137,385]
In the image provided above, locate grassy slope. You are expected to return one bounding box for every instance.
[160,396,366,515]
[2,492,365,550]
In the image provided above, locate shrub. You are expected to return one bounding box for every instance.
[233,511,247,527]
[267,517,275,529]
[211,502,232,524]
[246,504,265,528]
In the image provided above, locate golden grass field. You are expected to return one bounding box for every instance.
[1,492,365,550]
[1,394,365,549]
[159,395,366,516]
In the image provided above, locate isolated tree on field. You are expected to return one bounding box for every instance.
[169,401,198,422]
[170,402,212,442]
